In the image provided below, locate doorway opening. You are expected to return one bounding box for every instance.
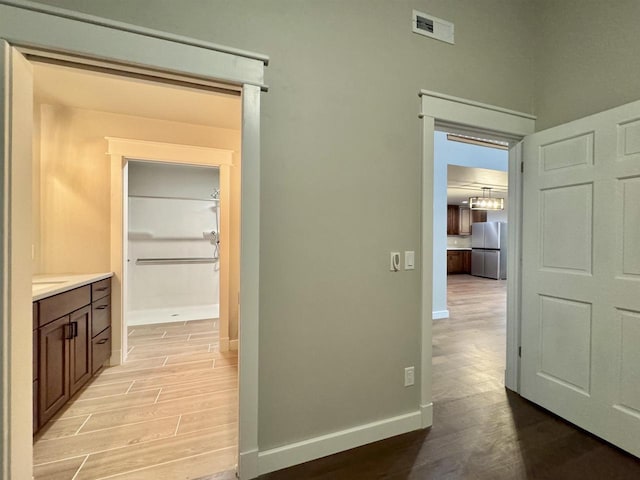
[31,60,241,478]
[433,130,510,404]
[418,90,535,428]
[126,161,222,326]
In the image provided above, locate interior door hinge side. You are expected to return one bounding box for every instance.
[518,346,522,357]
[521,161,524,173]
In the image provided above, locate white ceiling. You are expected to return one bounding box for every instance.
[33,62,241,130]
[447,165,508,205]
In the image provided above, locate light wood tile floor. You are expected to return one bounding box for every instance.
[34,318,238,480]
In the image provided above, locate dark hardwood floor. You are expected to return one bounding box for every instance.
[258,275,640,479]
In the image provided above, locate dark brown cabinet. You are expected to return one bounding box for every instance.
[32,303,38,434]
[449,205,487,236]
[34,277,111,433]
[462,250,471,273]
[69,306,92,396]
[447,205,460,235]
[447,250,471,274]
[39,315,71,426]
[471,209,487,223]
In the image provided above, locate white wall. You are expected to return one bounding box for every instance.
[127,162,220,325]
[486,208,508,223]
[35,104,240,275]
[433,132,508,318]
[534,0,640,130]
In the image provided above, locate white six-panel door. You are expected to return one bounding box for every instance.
[521,100,640,457]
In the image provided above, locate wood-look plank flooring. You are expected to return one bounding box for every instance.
[254,275,640,479]
[34,318,238,480]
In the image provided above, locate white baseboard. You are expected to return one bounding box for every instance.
[421,403,433,428]
[238,449,258,480]
[432,310,449,320]
[219,336,230,352]
[257,410,423,476]
[230,339,239,351]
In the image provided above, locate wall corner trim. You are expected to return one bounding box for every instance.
[420,403,433,428]
[238,449,259,480]
[257,411,423,476]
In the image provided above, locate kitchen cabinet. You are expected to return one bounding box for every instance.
[449,206,487,236]
[471,209,487,223]
[459,207,472,235]
[447,205,460,235]
[462,250,471,273]
[35,277,111,432]
[447,250,471,274]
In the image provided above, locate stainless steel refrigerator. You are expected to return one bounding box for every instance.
[471,222,507,280]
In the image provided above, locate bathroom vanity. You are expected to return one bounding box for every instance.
[32,273,113,433]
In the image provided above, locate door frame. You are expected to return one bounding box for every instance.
[419,90,536,417]
[0,2,266,479]
[106,138,235,364]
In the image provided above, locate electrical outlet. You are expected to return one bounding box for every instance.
[404,366,415,387]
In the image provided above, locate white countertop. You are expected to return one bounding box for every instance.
[32,273,113,301]
[447,247,472,251]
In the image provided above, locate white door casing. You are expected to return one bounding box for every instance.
[520,99,640,457]
[420,90,535,401]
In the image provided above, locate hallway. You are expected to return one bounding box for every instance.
[258,275,640,479]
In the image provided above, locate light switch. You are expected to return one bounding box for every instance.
[404,251,415,270]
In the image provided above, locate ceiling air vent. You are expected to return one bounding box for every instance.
[412,10,454,45]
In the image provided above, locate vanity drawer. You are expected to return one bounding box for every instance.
[39,286,90,327]
[92,295,111,337]
[92,327,111,374]
[91,278,111,302]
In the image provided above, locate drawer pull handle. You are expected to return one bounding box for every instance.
[96,287,108,291]
[96,305,109,310]
[96,338,109,344]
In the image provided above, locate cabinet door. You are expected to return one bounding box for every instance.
[471,209,487,223]
[459,207,471,235]
[69,306,92,396]
[447,205,460,235]
[462,251,471,273]
[39,316,70,426]
[447,251,463,274]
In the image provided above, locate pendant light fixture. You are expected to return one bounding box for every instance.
[469,187,504,211]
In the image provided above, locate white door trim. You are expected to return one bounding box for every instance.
[105,138,235,365]
[419,90,535,408]
[0,3,266,478]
